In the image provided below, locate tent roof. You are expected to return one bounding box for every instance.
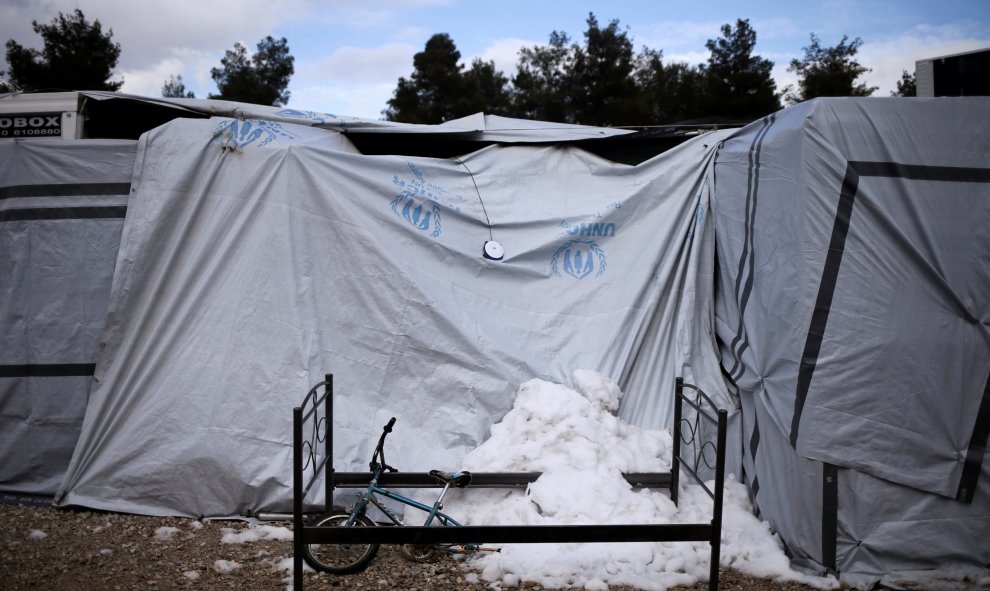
[0,91,632,141]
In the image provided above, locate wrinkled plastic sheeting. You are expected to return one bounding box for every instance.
[714,97,990,581]
[54,116,730,517]
[714,97,990,500]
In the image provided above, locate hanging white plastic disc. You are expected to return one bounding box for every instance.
[483,240,504,261]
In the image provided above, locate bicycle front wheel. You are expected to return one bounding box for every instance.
[303,512,379,574]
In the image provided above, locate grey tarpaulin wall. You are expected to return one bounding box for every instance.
[712,97,990,586]
[53,116,732,517]
[0,138,136,497]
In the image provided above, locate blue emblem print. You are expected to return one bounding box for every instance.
[275,109,345,129]
[398,196,436,232]
[388,161,465,239]
[553,207,620,280]
[551,240,608,279]
[213,119,299,151]
[391,181,441,237]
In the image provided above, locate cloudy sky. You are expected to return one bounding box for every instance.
[1,0,988,119]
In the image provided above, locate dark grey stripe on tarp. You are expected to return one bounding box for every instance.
[0,363,97,378]
[0,182,131,199]
[790,162,860,446]
[790,161,990,448]
[957,371,990,503]
[852,162,990,183]
[0,205,127,222]
[822,463,839,575]
[749,413,762,497]
[727,114,776,380]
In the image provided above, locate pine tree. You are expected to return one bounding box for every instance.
[5,9,123,92]
[510,30,576,122]
[210,36,294,106]
[892,70,917,97]
[700,19,781,122]
[787,34,877,102]
[569,14,645,126]
[384,34,470,123]
[162,74,195,98]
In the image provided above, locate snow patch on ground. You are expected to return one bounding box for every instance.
[221,523,293,544]
[213,559,242,573]
[153,526,181,541]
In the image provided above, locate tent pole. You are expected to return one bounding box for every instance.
[672,378,683,507]
[332,373,334,513]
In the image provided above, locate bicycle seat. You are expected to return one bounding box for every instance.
[429,469,472,488]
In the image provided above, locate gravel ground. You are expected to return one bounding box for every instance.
[1,501,833,591]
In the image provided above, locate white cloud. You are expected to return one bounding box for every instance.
[119,48,217,98]
[4,0,312,65]
[772,63,800,101]
[294,36,535,117]
[661,50,709,67]
[633,20,724,55]
[475,37,536,78]
[858,25,990,95]
[631,17,798,66]
[307,42,418,84]
[289,81,395,119]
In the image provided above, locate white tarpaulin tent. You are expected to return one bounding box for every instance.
[52,114,730,517]
[712,97,990,587]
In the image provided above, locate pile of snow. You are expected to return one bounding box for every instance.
[438,370,837,591]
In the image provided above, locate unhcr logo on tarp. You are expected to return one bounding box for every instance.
[553,205,620,279]
[213,118,299,151]
[392,189,439,235]
[275,109,344,129]
[551,240,607,279]
[390,161,465,239]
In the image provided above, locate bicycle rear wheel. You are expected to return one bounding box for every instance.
[303,512,379,574]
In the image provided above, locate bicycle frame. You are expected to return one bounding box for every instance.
[348,471,463,529]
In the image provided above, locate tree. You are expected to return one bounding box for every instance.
[700,19,780,121]
[569,14,645,126]
[892,69,916,97]
[511,14,649,125]
[162,74,195,98]
[786,34,877,102]
[210,36,294,106]
[461,58,513,116]
[510,30,576,122]
[384,33,488,123]
[4,9,122,91]
[635,49,706,123]
[0,71,11,93]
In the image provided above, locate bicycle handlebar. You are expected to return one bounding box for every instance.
[371,417,399,473]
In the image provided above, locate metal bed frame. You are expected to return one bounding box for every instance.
[293,375,727,590]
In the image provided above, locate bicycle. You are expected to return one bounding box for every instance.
[302,417,495,574]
